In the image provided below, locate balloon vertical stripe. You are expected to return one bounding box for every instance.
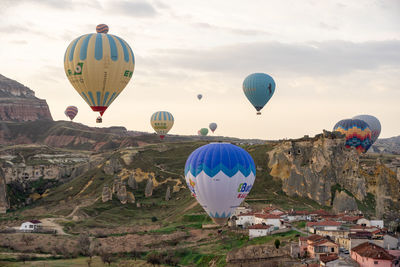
[68,35,84,61]
[106,35,118,61]
[114,36,130,62]
[95,33,103,60]
[79,34,93,60]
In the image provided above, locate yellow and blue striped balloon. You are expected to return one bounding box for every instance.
[64,24,134,119]
[150,111,174,139]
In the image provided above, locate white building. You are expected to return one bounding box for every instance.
[286,210,311,222]
[231,206,252,217]
[370,220,384,228]
[248,224,272,239]
[235,213,255,228]
[254,214,285,230]
[19,220,42,232]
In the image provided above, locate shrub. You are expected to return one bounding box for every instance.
[151,216,158,222]
[274,239,280,249]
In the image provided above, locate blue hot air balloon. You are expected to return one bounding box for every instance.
[184,143,256,225]
[243,73,276,115]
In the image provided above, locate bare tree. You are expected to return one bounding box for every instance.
[100,250,114,266]
[78,233,91,256]
[17,254,31,264]
[21,234,34,246]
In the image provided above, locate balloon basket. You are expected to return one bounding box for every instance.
[256,111,261,115]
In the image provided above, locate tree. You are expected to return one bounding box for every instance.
[147,252,161,266]
[151,216,158,222]
[100,250,114,266]
[17,254,31,264]
[21,234,34,246]
[78,233,91,256]
[274,239,281,249]
[131,249,140,261]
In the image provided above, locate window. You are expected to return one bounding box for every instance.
[331,247,334,252]
[29,225,33,228]
[374,261,378,265]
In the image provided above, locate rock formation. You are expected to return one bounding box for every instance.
[127,192,135,203]
[117,184,127,204]
[102,185,112,202]
[0,168,9,213]
[165,186,171,201]
[145,178,153,197]
[332,191,358,213]
[112,176,121,194]
[127,173,137,190]
[0,74,52,121]
[103,158,122,175]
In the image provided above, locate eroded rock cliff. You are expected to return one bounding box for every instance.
[0,74,52,121]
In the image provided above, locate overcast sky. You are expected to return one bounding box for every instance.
[0,0,399,139]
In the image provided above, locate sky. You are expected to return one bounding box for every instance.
[0,0,399,140]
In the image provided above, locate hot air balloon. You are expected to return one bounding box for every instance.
[243,73,275,115]
[185,143,256,225]
[199,128,208,136]
[352,115,381,144]
[64,24,135,123]
[333,119,372,154]
[197,130,201,136]
[64,106,78,121]
[209,123,217,133]
[197,94,202,100]
[150,111,174,139]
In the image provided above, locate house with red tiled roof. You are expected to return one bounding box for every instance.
[262,206,286,216]
[307,221,342,234]
[248,224,273,239]
[351,242,395,267]
[287,210,312,222]
[235,212,255,228]
[319,254,339,266]
[298,234,339,259]
[339,215,363,224]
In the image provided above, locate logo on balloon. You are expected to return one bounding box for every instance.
[237,183,252,199]
[188,178,196,197]
[74,63,84,75]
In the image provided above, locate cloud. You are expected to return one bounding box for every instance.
[110,0,157,17]
[148,40,400,76]
[193,22,269,36]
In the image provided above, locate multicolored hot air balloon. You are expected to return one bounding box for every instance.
[243,73,275,115]
[197,94,202,100]
[64,106,78,121]
[333,119,372,154]
[185,143,256,225]
[209,123,217,133]
[199,128,208,136]
[150,111,174,139]
[64,24,135,122]
[352,115,381,144]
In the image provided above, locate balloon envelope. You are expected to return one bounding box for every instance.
[197,94,202,100]
[333,119,372,154]
[209,123,217,133]
[64,106,78,121]
[243,73,275,115]
[185,143,256,225]
[64,24,135,117]
[352,115,381,143]
[199,128,208,136]
[150,111,174,139]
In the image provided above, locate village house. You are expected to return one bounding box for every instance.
[235,212,255,228]
[324,257,359,267]
[315,229,349,244]
[319,254,339,266]
[287,210,312,222]
[231,206,252,217]
[299,234,339,259]
[307,221,342,234]
[351,242,395,267]
[338,215,363,224]
[254,214,285,230]
[248,224,273,239]
[262,206,286,216]
[356,218,384,228]
[19,220,42,232]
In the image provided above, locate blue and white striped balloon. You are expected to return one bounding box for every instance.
[184,143,256,225]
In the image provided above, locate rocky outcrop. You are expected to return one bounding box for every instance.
[104,158,122,175]
[127,174,137,190]
[145,178,153,197]
[0,168,9,213]
[127,192,135,203]
[0,74,52,121]
[117,184,127,204]
[102,185,112,202]
[332,191,358,213]
[165,186,171,201]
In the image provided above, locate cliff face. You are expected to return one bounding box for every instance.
[267,131,400,219]
[0,74,52,121]
[0,168,9,213]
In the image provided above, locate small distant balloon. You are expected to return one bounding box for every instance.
[199,128,208,136]
[333,119,372,154]
[352,115,381,144]
[209,123,217,133]
[64,106,78,121]
[151,111,174,139]
[243,73,275,115]
[197,94,203,100]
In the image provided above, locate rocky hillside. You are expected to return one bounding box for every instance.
[267,130,400,220]
[0,74,52,121]
[372,135,400,154]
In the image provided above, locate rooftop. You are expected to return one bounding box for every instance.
[319,254,339,263]
[351,242,395,261]
[306,221,342,227]
[248,224,272,230]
